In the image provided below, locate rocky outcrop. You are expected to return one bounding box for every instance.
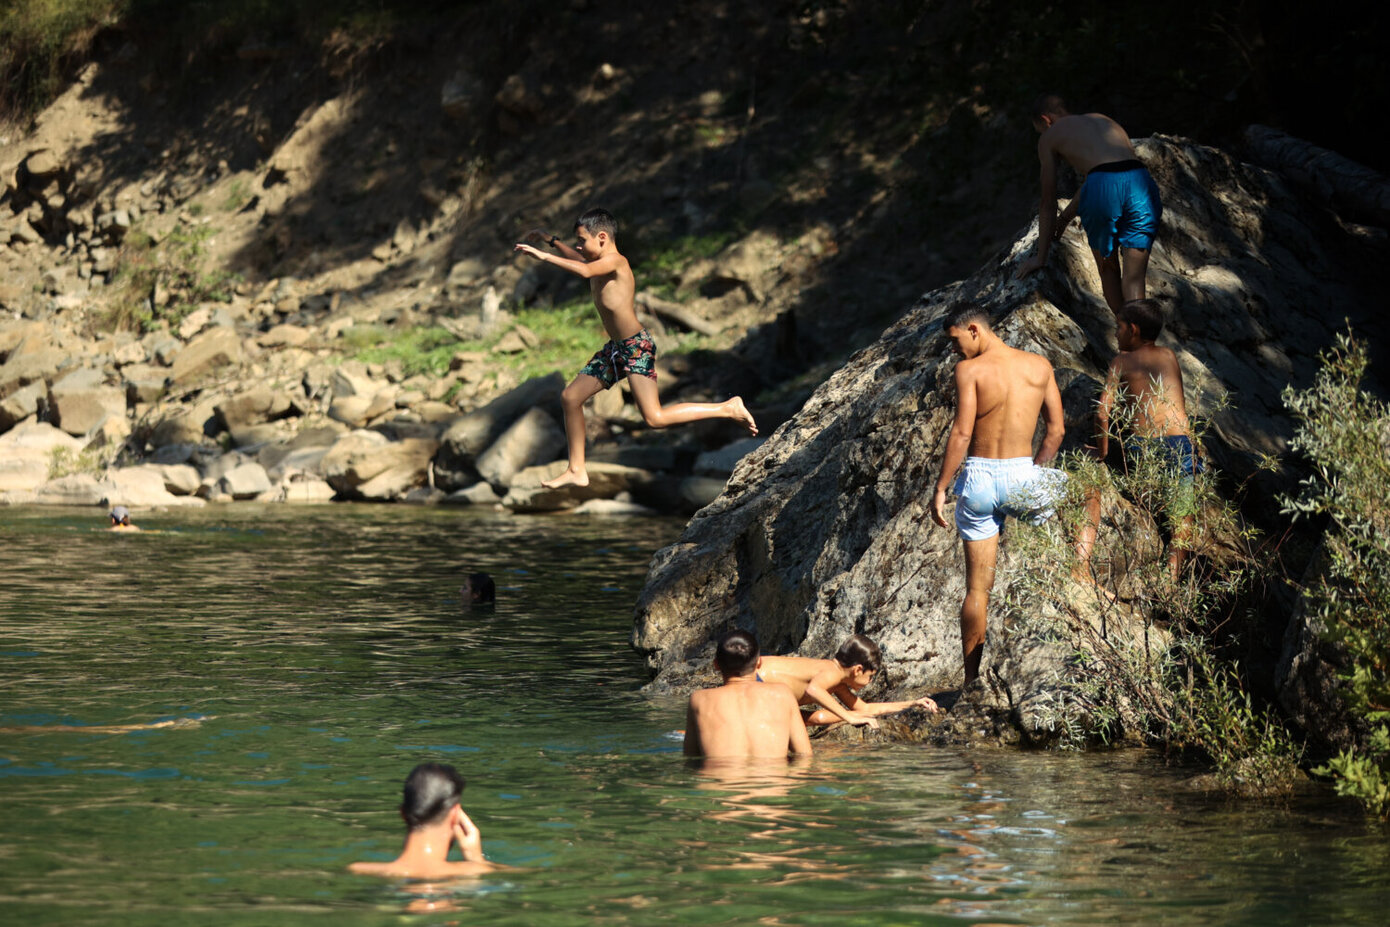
[631,135,1387,743]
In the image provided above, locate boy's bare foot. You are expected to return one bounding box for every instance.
[541,467,589,489]
[727,396,758,435]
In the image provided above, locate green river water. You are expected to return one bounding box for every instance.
[1,504,1386,925]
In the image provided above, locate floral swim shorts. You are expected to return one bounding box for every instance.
[579,329,657,388]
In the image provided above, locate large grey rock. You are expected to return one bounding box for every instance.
[501,461,652,513]
[282,477,336,503]
[475,407,565,488]
[217,462,273,499]
[445,482,503,505]
[631,135,1387,743]
[154,463,201,495]
[0,447,50,492]
[0,346,66,397]
[215,386,293,430]
[99,466,193,507]
[321,432,437,499]
[0,381,45,430]
[0,421,84,454]
[34,474,104,505]
[49,368,125,436]
[168,327,243,385]
[434,372,563,490]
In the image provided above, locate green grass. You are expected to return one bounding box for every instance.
[635,232,736,298]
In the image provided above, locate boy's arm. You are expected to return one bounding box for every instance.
[1035,368,1065,466]
[860,695,940,715]
[787,693,813,757]
[1053,192,1081,241]
[521,228,586,263]
[805,668,879,728]
[1095,359,1122,459]
[1016,140,1060,277]
[513,244,622,280]
[932,363,976,527]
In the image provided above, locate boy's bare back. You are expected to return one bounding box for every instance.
[1041,113,1138,175]
[684,681,811,759]
[958,345,1059,459]
[1111,344,1188,437]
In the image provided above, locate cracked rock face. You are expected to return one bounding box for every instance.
[631,135,1387,743]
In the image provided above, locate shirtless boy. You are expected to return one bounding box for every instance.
[514,209,757,489]
[931,304,1065,685]
[1015,94,1162,315]
[683,630,813,760]
[756,634,938,729]
[1084,298,1200,581]
[348,762,500,878]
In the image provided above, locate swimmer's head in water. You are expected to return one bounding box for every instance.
[462,573,495,605]
[714,629,759,677]
[109,505,131,526]
[401,763,465,829]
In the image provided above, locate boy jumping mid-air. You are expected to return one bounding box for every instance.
[1015,94,1162,315]
[514,209,757,489]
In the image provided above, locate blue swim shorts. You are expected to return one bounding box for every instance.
[1124,435,1203,521]
[951,456,1067,542]
[1077,162,1162,256]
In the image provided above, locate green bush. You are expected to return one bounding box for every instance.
[1004,390,1300,793]
[1282,331,1390,818]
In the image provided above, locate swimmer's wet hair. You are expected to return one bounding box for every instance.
[401,762,464,829]
[1031,93,1068,119]
[833,634,881,673]
[1118,298,1166,341]
[714,629,759,676]
[941,303,992,331]
[575,208,618,241]
[468,573,495,604]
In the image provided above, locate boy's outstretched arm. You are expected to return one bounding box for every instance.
[1016,142,1061,278]
[513,243,621,280]
[805,669,879,728]
[521,228,585,263]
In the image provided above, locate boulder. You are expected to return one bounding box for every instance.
[257,324,311,348]
[630,135,1388,743]
[0,381,45,430]
[328,395,375,427]
[438,371,563,460]
[49,368,126,436]
[321,431,437,499]
[283,477,337,503]
[167,327,243,385]
[122,364,167,404]
[149,410,209,448]
[0,421,84,455]
[34,474,104,506]
[329,362,381,399]
[99,466,187,507]
[571,497,659,516]
[445,482,503,505]
[217,462,273,499]
[474,407,566,488]
[83,413,131,450]
[0,345,66,397]
[0,447,50,492]
[501,461,652,513]
[154,463,201,495]
[214,386,293,430]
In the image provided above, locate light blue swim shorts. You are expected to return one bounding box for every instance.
[952,456,1067,542]
[1077,161,1162,256]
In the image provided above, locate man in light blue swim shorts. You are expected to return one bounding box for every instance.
[1015,94,1162,315]
[931,304,1065,685]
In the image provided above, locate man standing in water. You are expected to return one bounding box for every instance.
[931,304,1065,685]
[1015,94,1162,315]
[684,630,813,760]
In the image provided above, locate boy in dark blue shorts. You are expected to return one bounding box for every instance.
[515,209,757,489]
[1077,298,1200,582]
[1016,94,1162,315]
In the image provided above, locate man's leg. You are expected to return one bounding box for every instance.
[626,375,757,434]
[542,374,606,488]
[1091,250,1124,315]
[960,534,1000,685]
[1120,247,1152,303]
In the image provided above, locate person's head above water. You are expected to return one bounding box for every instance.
[461,573,495,606]
[401,762,465,830]
[713,629,759,678]
[109,505,131,526]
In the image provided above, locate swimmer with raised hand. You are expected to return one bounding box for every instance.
[349,763,501,878]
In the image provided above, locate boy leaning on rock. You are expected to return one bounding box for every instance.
[514,209,757,489]
[755,634,939,728]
